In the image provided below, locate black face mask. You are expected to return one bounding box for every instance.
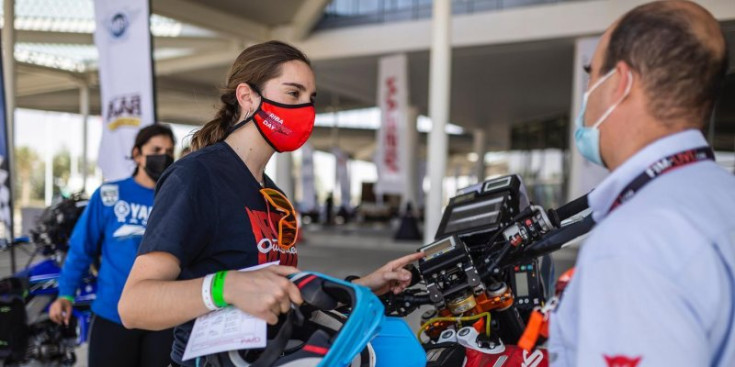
[144,154,174,182]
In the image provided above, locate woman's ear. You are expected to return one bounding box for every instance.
[235,83,259,116]
[132,147,144,166]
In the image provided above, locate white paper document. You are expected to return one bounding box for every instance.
[182,261,280,361]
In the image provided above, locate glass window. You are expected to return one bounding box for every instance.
[357,0,381,14]
[331,0,355,15]
[396,0,415,9]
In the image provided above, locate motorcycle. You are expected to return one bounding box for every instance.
[0,194,96,366]
[380,175,593,367]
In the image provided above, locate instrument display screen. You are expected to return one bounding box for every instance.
[422,237,456,261]
[514,272,529,297]
[436,175,522,239]
[442,196,503,235]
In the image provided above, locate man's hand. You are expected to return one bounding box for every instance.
[354,252,425,296]
[49,298,73,326]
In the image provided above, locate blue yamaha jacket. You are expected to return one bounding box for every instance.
[58,177,154,324]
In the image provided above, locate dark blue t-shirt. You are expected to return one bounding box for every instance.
[138,142,298,365]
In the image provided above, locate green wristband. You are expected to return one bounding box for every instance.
[211,271,229,308]
[59,295,75,302]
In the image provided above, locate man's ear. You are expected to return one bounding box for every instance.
[613,61,634,99]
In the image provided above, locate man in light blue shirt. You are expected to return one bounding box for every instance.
[550,1,735,366]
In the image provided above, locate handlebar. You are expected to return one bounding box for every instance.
[0,237,30,250]
[386,214,595,315]
[382,289,431,316]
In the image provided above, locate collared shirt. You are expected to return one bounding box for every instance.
[549,130,735,367]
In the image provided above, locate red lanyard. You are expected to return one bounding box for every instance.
[609,146,714,212]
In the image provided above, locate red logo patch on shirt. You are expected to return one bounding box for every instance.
[604,355,642,367]
[246,208,298,267]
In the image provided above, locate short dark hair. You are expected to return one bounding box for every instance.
[131,123,175,176]
[132,123,175,157]
[601,3,728,126]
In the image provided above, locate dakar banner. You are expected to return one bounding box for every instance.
[375,53,409,196]
[94,0,155,181]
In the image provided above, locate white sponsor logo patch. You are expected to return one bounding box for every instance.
[522,349,545,367]
[100,185,119,206]
[114,200,131,222]
[112,200,153,225]
[129,203,151,225]
[112,224,146,238]
[257,238,298,255]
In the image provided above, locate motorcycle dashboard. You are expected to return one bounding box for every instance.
[420,236,457,262]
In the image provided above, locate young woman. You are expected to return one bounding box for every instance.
[118,41,422,367]
[49,124,176,367]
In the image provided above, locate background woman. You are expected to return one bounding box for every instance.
[50,124,176,367]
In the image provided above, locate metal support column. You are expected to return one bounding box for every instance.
[473,129,486,183]
[3,0,17,273]
[80,83,90,193]
[424,0,452,241]
[276,153,294,200]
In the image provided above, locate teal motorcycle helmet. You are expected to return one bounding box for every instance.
[199,272,410,367]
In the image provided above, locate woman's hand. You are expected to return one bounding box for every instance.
[223,265,304,325]
[49,298,73,326]
[353,252,425,296]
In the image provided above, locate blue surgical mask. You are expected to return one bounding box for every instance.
[574,69,633,166]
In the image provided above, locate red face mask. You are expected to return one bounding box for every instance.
[228,96,316,153]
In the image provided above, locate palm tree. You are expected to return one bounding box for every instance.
[15,146,40,206]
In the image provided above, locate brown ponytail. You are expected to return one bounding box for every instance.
[190,41,311,151]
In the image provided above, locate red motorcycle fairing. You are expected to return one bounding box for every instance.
[465,346,549,367]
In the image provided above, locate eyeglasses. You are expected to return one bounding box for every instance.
[260,188,299,249]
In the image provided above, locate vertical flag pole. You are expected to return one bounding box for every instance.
[2,0,17,274]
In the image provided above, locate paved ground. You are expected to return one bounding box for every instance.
[0,224,578,366]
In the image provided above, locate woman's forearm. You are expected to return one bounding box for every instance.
[119,251,208,331]
[119,277,207,330]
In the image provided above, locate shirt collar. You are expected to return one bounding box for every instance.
[588,129,709,222]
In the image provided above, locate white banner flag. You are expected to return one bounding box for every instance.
[333,148,351,209]
[375,54,409,195]
[94,0,155,181]
[300,143,317,213]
